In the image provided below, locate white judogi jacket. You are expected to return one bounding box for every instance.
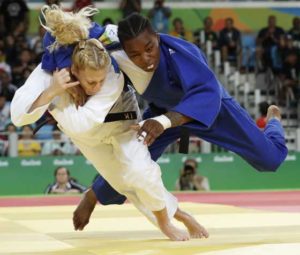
[11,64,177,224]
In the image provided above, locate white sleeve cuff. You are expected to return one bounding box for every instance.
[151,115,172,130]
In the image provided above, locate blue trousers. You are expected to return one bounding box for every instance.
[92,97,288,205]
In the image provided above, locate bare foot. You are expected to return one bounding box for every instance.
[153,207,190,241]
[174,209,209,239]
[266,105,281,122]
[73,188,97,231]
[159,222,190,241]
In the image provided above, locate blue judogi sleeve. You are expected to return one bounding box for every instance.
[41,22,105,71]
[160,35,223,128]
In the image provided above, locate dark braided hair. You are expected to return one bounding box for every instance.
[118,13,155,46]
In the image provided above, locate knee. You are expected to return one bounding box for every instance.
[100,195,127,205]
[252,139,288,172]
[256,149,288,172]
[92,177,127,206]
[256,162,280,172]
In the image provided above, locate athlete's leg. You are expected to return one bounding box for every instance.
[187,99,287,172]
[90,127,181,205]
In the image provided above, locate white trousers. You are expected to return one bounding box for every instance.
[65,87,178,225]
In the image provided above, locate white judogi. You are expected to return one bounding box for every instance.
[11,64,177,224]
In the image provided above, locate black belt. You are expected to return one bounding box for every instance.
[178,127,190,154]
[104,111,137,122]
[33,110,137,135]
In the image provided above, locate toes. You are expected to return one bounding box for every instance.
[191,233,204,239]
[204,232,209,238]
[189,228,209,239]
[78,221,88,231]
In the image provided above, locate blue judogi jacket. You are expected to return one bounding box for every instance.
[142,34,224,128]
[42,24,225,128]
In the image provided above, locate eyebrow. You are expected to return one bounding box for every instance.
[127,40,153,54]
[87,77,105,83]
[145,41,152,48]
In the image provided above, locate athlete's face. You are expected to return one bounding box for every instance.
[123,29,160,72]
[71,67,108,96]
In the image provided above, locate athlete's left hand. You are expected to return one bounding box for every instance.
[131,119,164,146]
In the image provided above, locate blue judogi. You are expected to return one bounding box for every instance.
[91,34,287,205]
[42,28,288,205]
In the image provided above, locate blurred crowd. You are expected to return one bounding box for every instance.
[0,0,299,157]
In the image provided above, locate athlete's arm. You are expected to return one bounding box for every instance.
[165,111,193,127]
[11,64,53,126]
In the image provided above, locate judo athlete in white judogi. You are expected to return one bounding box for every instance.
[10,5,208,241]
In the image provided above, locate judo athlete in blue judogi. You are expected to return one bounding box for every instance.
[43,13,288,230]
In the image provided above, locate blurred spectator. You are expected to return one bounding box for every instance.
[0,63,11,77]
[34,112,56,140]
[241,31,256,72]
[279,50,300,103]
[0,94,10,131]
[102,17,114,26]
[119,0,141,18]
[3,35,17,67]
[148,0,171,34]
[30,25,46,63]
[256,101,269,129]
[72,0,94,12]
[5,122,17,135]
[0,0,29,36]
[18,125,41,157]
[1,122,17,156]
[194,16,218,51]
[11,48,35,86]
[12,21,28,38]
[0,136,5,156]
[170,17,193,42]
[219,18,241,66]
[288,17,300,45]
[35,123,54,140]
[256,15,285,70]
[42,127,78,156]
[0,38,6,63]
[175,158,210,191]
[274,34,298,71]
[45,166,86,194]
[0,69,18,101]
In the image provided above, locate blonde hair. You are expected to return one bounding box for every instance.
[41,5,110,71]
[72,39,111,71]
[41,5,98,47]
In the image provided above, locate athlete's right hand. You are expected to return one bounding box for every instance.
[48,69,80,98]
